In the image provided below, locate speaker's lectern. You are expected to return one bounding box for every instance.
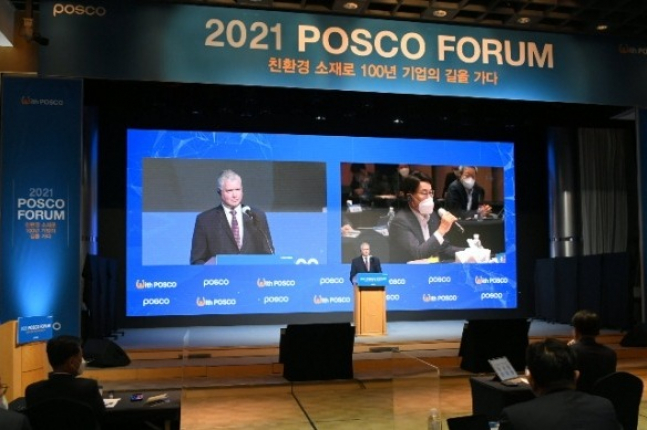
[354,273,387,336]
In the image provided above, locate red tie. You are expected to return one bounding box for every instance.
[230,210,241,249]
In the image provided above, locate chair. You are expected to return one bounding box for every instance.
[26,397,100,430]
[447,414,491,430]
[591,371,643,430]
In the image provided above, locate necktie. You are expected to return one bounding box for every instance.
[364,257,370,271]
[230,210,241,249]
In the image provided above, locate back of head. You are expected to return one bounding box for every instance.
[526,338,577,393]
[572,309,600,337]
[46,335,82,368]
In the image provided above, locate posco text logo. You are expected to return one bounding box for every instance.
[196,297,236,306]
[319,277,344,285]
[263,296,289,304]
[389,278,406,285]
[142,298,170,306]
[53,3,107,17]
[428,276,451,283]
[257,278,296,287]
[475,276,509,284]
[203,278,230,287]
[20,96,64,106]
[422,294,458,302]
[313,295,351,304]
[386,294,400,301]
[481,292,504,300]
[135,280,177,289]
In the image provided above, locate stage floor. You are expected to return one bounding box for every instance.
[112,319,587,350]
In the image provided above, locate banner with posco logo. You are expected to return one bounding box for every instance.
[0,76,83,335]
[39,1,647,106]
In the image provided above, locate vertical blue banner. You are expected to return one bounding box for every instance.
[0,75,83,335]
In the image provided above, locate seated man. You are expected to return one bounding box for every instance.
[568,309,617,393]
[25,336,105,419]
[0,377,31,430]
[444,166,492,219]
[499,338,620,430]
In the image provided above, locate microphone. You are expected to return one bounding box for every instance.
[438,208,465,233]
[242,205,275,254]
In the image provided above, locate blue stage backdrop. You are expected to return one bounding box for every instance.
[0,75,83,336]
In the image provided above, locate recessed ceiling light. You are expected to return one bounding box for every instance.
[596,24,608,31]
[516,17,531,24]
[343,2,359,10]
[432,9,447,18]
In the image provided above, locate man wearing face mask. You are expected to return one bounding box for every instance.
[444,166,492,220]
[388,172,463,263]
[25,336,105,419]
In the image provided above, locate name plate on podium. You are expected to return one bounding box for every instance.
[357,273,388,287]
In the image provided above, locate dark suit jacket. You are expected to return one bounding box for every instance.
[25,373,106,418]
[349,255,382,284]
[388,206,462,263]
[499,389,621,430]
[190,205,274,264]
[570,337,617,393]
[0,408,32,430]
[444,179,486,219]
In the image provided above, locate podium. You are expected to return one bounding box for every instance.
[354,273,387,336]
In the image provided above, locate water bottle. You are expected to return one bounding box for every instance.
[427,408,442,430]
[387,207,395,227]
[472,234,482,249]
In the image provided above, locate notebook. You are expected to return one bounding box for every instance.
[447,414,492,430]
[488,356,529,386]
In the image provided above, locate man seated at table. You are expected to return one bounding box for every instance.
[444,166,492,220]
[568,309,617,393]
[25,336,105,420]
[499,338,621,430]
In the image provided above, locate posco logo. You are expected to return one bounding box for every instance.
[313,295,351,304]
[263,296,289,304]
[53,3,107,17]
[475,276,509,284]
[319,277,344,285]
[142,298,170,306]
[386,294,400,301]
[20,96,64,106]
[295,258,319,265]
[428,276,451,283]
[196,297,237,306]
[257,278,296,287]
[388,278,406,285]
[135,280,177,289]
[481,292,504,300]
[203,278,230,287]
[422,294,458,302]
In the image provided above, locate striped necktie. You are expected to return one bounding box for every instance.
[230,210,241,249]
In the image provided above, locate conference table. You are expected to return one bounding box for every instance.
[469,376,535,421]
[10,389,181,430]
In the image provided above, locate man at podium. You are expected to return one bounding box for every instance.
[349,242,383,284]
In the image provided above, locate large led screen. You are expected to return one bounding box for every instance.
[127,130,516,316]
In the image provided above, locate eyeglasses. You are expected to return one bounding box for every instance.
[418,189,435,198]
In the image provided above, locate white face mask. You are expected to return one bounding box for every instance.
[418,197,435,215]
[461,177,475,190]
[1,395,8,410]
[398,167,410,177]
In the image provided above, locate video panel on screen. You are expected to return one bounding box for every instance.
[127,130,516,316]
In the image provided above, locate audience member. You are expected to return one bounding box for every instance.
[1,376,31,429]
[444,166,492,219]
[568,309,617,393]
[25,336,105,419]
[499,338,621,430]
[442,166,461,197]
[348,163,374,204]
[388,171,462,263]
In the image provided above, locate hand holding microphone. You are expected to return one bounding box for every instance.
[438,208,465,234]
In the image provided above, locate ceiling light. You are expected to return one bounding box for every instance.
[343,2,359,9]
[596,24,608,31]
[516,17,531,24]
[432,10,447,18]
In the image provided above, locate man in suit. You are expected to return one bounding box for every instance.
[0,409,31,430]
[568,309,617,393]
[25,336,105,419]
[190,169,274,264]
[349,242,382,284]
[499,338,621,430]
[444,166,492,219]
[388,171,463,263]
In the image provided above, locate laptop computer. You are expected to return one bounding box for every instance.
[488,356,529,386]
[447,414,491,430]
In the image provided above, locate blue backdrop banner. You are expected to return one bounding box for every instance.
[0,75,83,335]
[39,0,647,106]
